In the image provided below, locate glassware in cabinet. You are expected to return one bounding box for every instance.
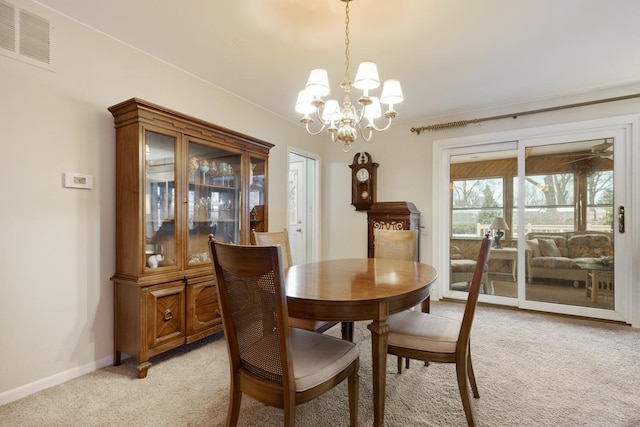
[187,141,242,266]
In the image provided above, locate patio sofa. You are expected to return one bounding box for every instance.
[525,231,613,286]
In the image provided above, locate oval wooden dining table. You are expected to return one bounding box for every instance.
[286,258,438,427]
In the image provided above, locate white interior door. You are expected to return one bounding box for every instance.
[288,150,319,265]
[288,157,306,265]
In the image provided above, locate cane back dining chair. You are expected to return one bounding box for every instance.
[253,229,352,341]
[373,229,426,371]
[373,229,423,315]
[373,229,419,262]
[209,239,360,427]
[386,234,492,427]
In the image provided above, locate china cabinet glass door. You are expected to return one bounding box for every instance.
[187,140,241,266]
[145,130,177,269]
[249,156,266,233]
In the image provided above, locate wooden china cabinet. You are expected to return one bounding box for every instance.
[109,98,272,378]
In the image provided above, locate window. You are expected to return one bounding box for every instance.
[519,173,575,235]
[452,149,613,238]
[451,178,504,237]
[586,170,613,231]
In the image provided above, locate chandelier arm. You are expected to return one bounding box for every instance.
[357,124,374,142]
[353,104,366,126]
[314,105,333,126]
[366,117,394,132]
[303,120,328,136]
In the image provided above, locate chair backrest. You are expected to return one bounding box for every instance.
[209,239,293,390]
[253,229,294,269]
[374,229,418,261]
[457,233,492,352]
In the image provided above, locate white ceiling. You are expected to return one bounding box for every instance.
[38,0,640,125]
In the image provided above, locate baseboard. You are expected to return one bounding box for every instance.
[0,355,113,406]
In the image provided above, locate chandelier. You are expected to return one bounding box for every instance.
[295,0,403,152]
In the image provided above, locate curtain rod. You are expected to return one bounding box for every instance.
[410,93,640,135]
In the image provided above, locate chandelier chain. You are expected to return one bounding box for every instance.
[344,0,350,86]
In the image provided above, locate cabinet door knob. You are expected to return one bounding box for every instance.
[163,309,174,321]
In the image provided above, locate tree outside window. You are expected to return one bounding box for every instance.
[451,178,503,237]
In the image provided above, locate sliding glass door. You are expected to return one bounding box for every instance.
[450,148,518,298]
[522,140,614,310]
[434,116,632,324]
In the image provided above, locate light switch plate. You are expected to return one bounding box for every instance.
[63,172,93,189]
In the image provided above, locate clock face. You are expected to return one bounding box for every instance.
[356,168,369,182]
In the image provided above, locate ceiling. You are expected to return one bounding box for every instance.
[38,0,640,125]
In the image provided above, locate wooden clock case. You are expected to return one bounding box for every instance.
[349,152,378,211]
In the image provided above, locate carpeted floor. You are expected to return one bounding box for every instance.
[1,301,639,426]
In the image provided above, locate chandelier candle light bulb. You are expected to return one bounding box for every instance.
[295,0,403,152]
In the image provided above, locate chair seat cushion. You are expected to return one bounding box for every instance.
[388,310,461,354]
[451,259,477,272]
[290,328,358,392]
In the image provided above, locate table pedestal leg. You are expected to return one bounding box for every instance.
[368,317,391,427]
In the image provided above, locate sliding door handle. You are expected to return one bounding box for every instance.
[618,206,625,234]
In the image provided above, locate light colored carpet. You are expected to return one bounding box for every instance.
[2,301,639,426]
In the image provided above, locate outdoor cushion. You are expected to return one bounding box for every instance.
[526,239,542,257]
[539,239,561,257]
